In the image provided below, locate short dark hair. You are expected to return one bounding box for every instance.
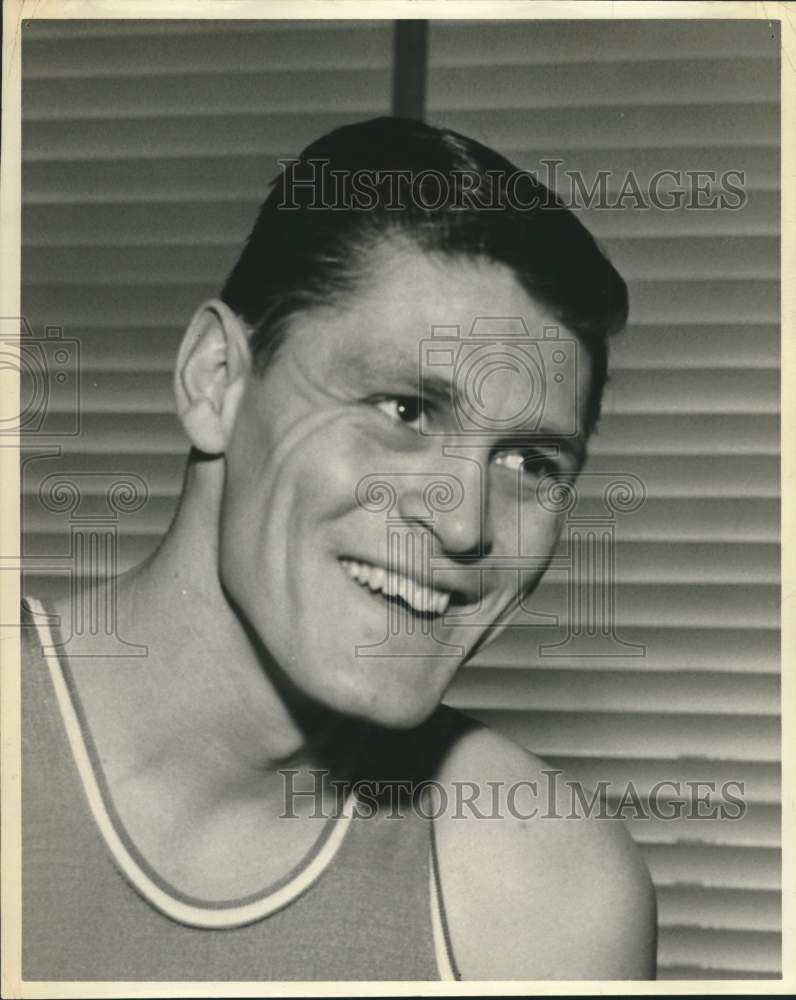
[221,116,628,435]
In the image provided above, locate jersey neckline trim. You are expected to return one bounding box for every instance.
[25,595,359,930]
[429,808,462,981]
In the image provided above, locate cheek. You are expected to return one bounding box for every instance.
[216,408,285,607]
[493,481,565,553]
[515,506,566,588]
[217,411,386,594]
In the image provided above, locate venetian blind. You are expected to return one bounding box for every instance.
[427,18,781,981]
[21,19,393,579]
[21,16,780,983]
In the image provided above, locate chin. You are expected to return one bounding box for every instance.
[322,670,447,732]
[375,684,452,731]
[360,696,440,732]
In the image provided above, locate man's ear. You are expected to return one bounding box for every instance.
[174,299,252,455]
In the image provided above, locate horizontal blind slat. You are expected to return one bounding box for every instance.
[624,280,778,325]
[611,325,780,369]
[575,195,779,238]
[602,367,778,413]
[447,667,779,714]
[428,59,778,108]
[657,886,780,933]
[594,415,780,454]
[546,758,780,805]
[426,105,778,150]
[656,926,780,974]
[623,809,780,850]
[473,624,778,673]
[429,21,780,64]
[658,965,779,980]
[25,69,393,119]
[609,238,779,281]
[462,710,780,762]
[23,22,392,77]
[23,20,390,40]
[641,844,780,891]
[22,111,392,160]
[474,147,779,191]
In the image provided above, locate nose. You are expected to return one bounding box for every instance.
[395,455,493,559]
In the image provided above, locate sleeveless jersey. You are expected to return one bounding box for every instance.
[20,597,463,982]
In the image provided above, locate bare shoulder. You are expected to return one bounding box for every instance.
[428,708,657,981]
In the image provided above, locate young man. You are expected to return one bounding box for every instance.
[22,117,657,981]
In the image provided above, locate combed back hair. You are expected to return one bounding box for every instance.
[221,116,629,434]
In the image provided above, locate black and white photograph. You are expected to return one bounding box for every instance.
[1,2,790,993]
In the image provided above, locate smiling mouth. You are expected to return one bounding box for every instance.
[339,558,452,617]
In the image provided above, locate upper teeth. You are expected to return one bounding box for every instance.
[341,559,450,616]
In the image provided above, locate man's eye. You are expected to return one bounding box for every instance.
[494,449,559,477]
[375,396,424,428]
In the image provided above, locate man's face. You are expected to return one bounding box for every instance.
[219,243,593,728]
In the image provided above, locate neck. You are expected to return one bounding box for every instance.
[105,455,366,797]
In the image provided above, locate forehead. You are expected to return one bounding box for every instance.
[287,242,571,368]
[274,244,593,451]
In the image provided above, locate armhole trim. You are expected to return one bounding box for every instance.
[24,595,358,930]
[428,814,462,982]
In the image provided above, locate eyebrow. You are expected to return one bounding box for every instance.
[344,349,423,386]
[525,434,588,469]
[340,350,452,405]
[416,370,455,407]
